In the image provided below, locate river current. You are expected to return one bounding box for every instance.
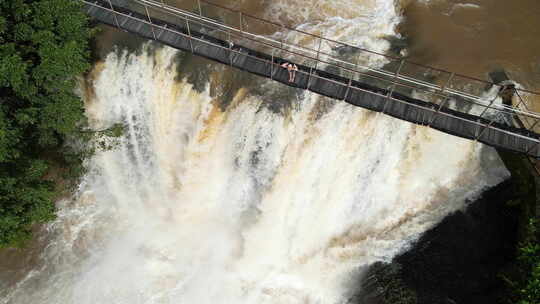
[2,0,534,303]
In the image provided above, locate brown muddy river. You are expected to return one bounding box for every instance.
[402,0,540,92]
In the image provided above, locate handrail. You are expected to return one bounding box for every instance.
[79,0,540,157]
[192,0,540,96]
[84,0,540,144]
[132,0,540,122]
[139,0,479,95]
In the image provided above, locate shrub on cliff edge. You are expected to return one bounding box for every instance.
[516,219,540,304]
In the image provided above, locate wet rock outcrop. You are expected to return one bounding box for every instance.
[356,150,538,304]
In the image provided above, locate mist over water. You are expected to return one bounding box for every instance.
[0,0,513,303]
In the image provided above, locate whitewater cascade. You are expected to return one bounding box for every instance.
[1,0,508,303]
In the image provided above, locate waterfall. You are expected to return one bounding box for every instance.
[0,0,509,303]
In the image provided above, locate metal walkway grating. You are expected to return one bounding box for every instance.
[80,0,540,158]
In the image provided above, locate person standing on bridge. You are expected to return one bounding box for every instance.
[281,62,297,83]
[291,64,298,82]
[281,62,293,82]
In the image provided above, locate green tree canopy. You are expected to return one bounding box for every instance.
[0,0,92,247]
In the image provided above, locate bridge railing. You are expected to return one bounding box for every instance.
[92,0,540,144]
[190,0,540,95]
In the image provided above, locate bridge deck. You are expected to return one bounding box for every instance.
[81,0,540,157]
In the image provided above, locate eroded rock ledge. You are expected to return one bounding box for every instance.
[355,149,537,304]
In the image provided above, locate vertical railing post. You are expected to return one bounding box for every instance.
[428,96,449,126]
[106,0,120,28]
[427,72,455,127]
[270,49,275,80]
[239,12,244,33]
[341,61,359,102]
[441,72,455,94]
[228,30,233,67]
[307,33,324,90]
[394,59,405,81]
[355,51,362,71]
[315,34,323,64]
[382,85,395,114]
[424,67,432,85]
[144,4,157,40]
[280,25,285,50]
[343,78,352,101]
[185,18,194,54]
[197,0,202,16]
[307,67,313,90]
[382,59,404,113]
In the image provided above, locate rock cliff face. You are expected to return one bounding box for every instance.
[355,150,538,304]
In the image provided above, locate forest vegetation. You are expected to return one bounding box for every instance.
[0,0,100,248]
[511,219,540,304]
[500,153,540,304]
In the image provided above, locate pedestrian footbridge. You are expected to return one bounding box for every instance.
[80,0,540,158]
